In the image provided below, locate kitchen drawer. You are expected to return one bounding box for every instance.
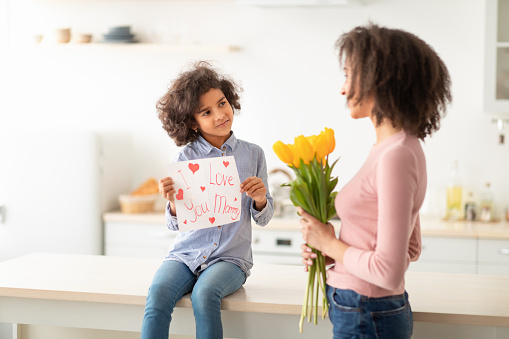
[105,221,178,248]
[478,239,509,264]
[408,261,476,274]
[419,236,477,262]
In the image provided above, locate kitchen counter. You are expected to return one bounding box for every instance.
[103,211,509,239]
[0,253,508,339]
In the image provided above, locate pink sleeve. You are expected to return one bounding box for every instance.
[342,146,418,291]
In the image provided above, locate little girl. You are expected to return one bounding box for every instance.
[140,61,274,339]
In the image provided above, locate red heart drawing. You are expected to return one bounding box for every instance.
[176,189,184,200]
[200,186,206,192]
[183,220,187,224]
[209,217,215,224]
[234,197,237,201]
[223,161,229,168]
[188,163,200,174]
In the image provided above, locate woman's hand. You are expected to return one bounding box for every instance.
[299,207,349,264]
[240,176,267,211]
[301,243,335,272]
[299,207,336,253]
[300,243,317,272]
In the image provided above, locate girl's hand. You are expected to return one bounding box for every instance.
[298,207,336,255]
[240,176,267,211]
[159,177,176,203]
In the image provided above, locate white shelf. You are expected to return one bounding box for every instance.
[25,42,240,53]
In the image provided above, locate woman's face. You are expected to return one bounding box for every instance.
[340,65,374,120]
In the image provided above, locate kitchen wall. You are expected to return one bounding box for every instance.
[2,0,508,217]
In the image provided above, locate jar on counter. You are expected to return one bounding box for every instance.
[479,182,494,222]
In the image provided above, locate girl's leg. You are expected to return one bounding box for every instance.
[190,261,246,339]
[141,260,196,339]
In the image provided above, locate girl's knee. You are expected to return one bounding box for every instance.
[146,281,178,310]
[191,287,222,311]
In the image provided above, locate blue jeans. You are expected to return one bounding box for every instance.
[140,260,246,339]
[326,285,413,339]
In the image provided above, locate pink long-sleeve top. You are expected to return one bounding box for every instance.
[328,130,425,298]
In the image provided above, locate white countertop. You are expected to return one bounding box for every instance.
[1,253,508,327]
[103,211,509,239]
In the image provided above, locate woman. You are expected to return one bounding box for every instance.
[300,23,451,338]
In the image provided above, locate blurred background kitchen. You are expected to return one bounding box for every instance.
[1,0,509,268]
[1,0,509,337]
[2,0,509,265]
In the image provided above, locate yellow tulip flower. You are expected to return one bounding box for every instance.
[294,135,314,165]
[324,127,336,154]
[273,141,295,166]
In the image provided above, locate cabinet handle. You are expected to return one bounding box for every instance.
[499,248,509,255]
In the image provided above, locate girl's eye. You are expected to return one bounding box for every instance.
[203,111,210,116]
[219,101,226,107]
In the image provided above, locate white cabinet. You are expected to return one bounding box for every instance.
[484,0,509,115]
[408,236,477,274]
[104,221,177,258]
[478,239,509,276]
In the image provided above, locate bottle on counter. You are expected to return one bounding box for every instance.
[479,182,494,222]
[446,160,463,220]
[464,191,477,221]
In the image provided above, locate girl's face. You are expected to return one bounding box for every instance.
[340,65,374,120]
[193,88,234,149]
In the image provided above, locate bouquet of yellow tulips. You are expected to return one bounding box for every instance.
[272,127,338,333]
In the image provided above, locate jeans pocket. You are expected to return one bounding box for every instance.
[328,288,361,339]
[371,302,412,339]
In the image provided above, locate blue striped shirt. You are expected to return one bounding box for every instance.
[164,132,274,276]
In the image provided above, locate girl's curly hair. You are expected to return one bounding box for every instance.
[336,23,452,140]
[157,61,242,146]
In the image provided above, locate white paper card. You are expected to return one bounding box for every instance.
[168,156,242,231]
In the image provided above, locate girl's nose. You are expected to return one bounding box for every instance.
[214,110,225,120]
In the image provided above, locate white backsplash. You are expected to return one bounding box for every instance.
[2,0,508,218]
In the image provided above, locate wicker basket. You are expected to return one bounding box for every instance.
[118,194,158,214]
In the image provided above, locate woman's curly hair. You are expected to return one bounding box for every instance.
[336,23,452,140]
[157,61,242,146]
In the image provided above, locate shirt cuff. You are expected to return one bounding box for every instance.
[165,202,179,231]
[251,199,273,226]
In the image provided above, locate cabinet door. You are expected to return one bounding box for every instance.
[407,236,477,274]
[478,239,509,276]
[105,222,178,258]
[484,0,509,115]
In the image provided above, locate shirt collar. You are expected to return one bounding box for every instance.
[195,131,238,156]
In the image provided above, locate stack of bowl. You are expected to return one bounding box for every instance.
[103,26,136,43]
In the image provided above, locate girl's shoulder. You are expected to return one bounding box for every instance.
[235,138,264,154]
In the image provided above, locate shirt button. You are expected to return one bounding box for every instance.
[222,153,225,156]
[203,255,207,259]
[214,243,217,246]
[218,226,221,229]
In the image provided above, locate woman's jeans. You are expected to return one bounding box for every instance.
[140,260,246,339]
[326,285,413,339]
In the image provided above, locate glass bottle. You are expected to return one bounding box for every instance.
[479,182,494,222]
[464,191,477,221]
[446,160,463,220]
